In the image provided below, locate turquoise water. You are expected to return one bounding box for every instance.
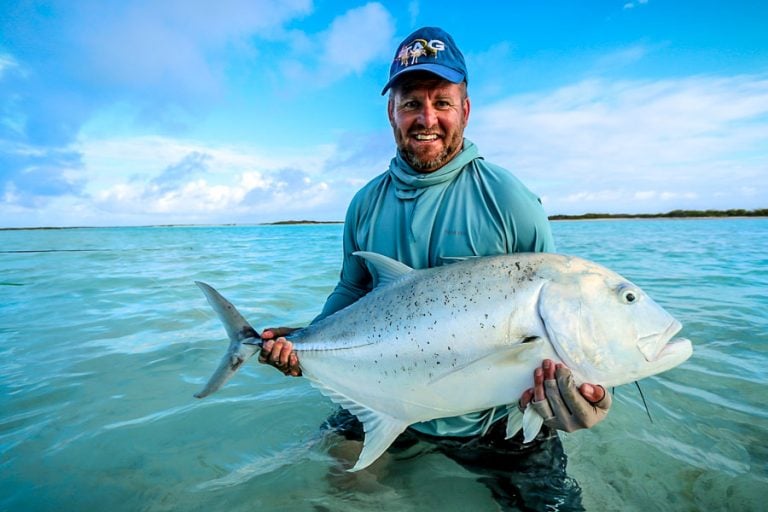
[1,219,766,511]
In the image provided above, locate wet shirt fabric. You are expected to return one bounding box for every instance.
[314,139,555,437]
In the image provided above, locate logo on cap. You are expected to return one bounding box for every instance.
[395,38,446,67]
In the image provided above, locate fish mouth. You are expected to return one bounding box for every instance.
[655,337,693,360]
[638,319,682,362]
[638,319,693,370]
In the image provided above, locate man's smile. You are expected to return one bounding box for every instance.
[412,133,441,141]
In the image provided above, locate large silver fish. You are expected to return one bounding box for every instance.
[194,251,693,471]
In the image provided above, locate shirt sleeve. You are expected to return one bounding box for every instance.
[511,195,556,253]
[488,164,555,254]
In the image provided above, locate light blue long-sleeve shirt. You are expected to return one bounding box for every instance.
[315,139,555,437]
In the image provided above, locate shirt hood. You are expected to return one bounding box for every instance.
[388,139,481,199]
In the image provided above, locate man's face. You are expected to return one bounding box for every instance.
[388,77,470,173]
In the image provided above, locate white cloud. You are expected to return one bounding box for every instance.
[66,135,346,224]
[4,66,766,226]
[273,3,396,89]
[624,0,649,9]
[71,0,313,100]
[320,3,395,76]
[469,74,768,214]
[0,53,19,79]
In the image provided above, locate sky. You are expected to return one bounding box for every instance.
[1,0,767,227]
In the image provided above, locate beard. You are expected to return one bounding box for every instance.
[398,130,464,173]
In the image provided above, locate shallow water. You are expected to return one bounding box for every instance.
[1,219,766,511]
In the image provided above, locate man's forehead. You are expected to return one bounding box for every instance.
[394,78,463,97]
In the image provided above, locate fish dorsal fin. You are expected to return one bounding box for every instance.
[353,251,414,287]
[305,377,408,472]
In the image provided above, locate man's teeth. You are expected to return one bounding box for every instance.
[414,134,438,141]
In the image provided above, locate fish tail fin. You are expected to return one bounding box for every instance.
[194,281,262,399]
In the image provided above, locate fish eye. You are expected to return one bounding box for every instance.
[618,285,639,304]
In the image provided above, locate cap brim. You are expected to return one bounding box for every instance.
[381,64,465,95]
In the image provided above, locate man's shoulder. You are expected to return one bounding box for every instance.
[467,160,539,198]
[353,170,390,197]
[346,170,391,214]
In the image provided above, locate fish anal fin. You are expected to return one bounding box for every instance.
[305,378,408,472]
[350,411,409,472]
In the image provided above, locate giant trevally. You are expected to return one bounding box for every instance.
[194,251,693,471]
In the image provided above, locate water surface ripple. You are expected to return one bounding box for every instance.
[1,220,765,511]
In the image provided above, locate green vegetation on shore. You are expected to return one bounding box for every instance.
[548,208,767,221]
[263,220,343,225]
[1,209,765,230]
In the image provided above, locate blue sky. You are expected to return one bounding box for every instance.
[1,0,767,227]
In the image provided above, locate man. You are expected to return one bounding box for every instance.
[259,27,610,509]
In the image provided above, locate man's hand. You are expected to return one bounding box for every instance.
[519,359,611,432]
[258,327,302,377]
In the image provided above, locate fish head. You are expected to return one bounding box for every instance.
[537,258,693,387]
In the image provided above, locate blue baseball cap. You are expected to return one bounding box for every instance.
[381,27,468,95]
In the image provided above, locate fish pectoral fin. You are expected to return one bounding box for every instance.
[522,404,545,443]
[428,340,542,385]
[350,410,409,472]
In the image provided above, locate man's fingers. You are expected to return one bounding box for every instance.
[258,339,275,363]
[519,388,534,411]
[579,383,606,404]
[543,359,556,379]
[533,359,556,402]
[520,388,534,406]
[261,326,297,340]
[544,377,570,418]
[270,338,293,366]
[259,338,291,365]
[533,367,545,402]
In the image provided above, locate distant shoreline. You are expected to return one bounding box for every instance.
[1,209,765,230]
[264,220,344,225]
[548,208,768,221]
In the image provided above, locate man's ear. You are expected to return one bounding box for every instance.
[387,97,396,127]
[463,97,471,125]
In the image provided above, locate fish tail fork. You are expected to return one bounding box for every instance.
[194,281,262,398]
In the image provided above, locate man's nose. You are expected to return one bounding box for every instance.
[417,104,438,127]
